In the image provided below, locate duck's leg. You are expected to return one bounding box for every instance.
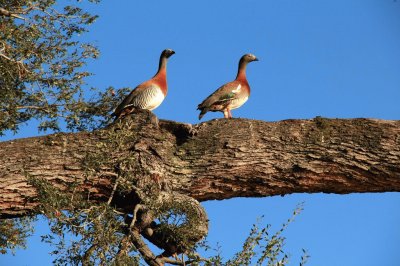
[223,109,229,118]
[228,109,233,118]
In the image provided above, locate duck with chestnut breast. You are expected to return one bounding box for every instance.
[197,53,258,120]
[112,49,175,119]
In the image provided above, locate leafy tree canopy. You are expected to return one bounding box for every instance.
[0,0,129,135]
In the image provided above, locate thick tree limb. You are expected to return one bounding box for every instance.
[0,113,399,218]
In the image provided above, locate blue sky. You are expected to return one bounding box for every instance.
[1,0,400,265]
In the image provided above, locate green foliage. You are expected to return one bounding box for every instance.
[147,193,209,256]
[27,175,308,265]
[0,0,127,135]
[0,217,36,255]
[205,204,308,266]
[28,177,142,265]
[42,205,132,266]
[155,206,196,252]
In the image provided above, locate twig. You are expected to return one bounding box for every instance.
[15,106,52,114]
[113,235,133,264]
[0,42,5,53]
[0,44,30,77]
[35,7,70,29]
[158,256,208,266]
[130,230,164,266]
[113,203,144,263]
[0,7,25,20]
[130,204,144,229]
[107,174,120,205]
[100,171,119,177]
[0,50,14,62]
[112,209,125,215]
[82,244,97,266]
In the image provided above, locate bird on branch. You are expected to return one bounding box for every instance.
[197,53,258,120]
[112,49,175,119]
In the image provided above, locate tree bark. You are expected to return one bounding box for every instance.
[1,113,400,218]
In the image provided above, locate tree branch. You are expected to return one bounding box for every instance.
[130,229,164,266]
[0,113,399,217]
[0,7,25,20]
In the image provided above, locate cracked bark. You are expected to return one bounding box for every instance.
[1,113,400,218]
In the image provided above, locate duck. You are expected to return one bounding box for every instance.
[197,53,258,119]
[113,49,175,118]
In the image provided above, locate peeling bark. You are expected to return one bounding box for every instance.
[1,113,400,218]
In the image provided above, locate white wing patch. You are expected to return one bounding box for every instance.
[232,84,242,94]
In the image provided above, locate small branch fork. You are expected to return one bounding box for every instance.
[0,7,25,20]
[0,3,39,20]
[128,230,207,266]
[0,42,30,78]
[131,203,144,228]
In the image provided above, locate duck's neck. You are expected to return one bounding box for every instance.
[156,55,168,75]
[235,58,248,81]
[153,55,168,94]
